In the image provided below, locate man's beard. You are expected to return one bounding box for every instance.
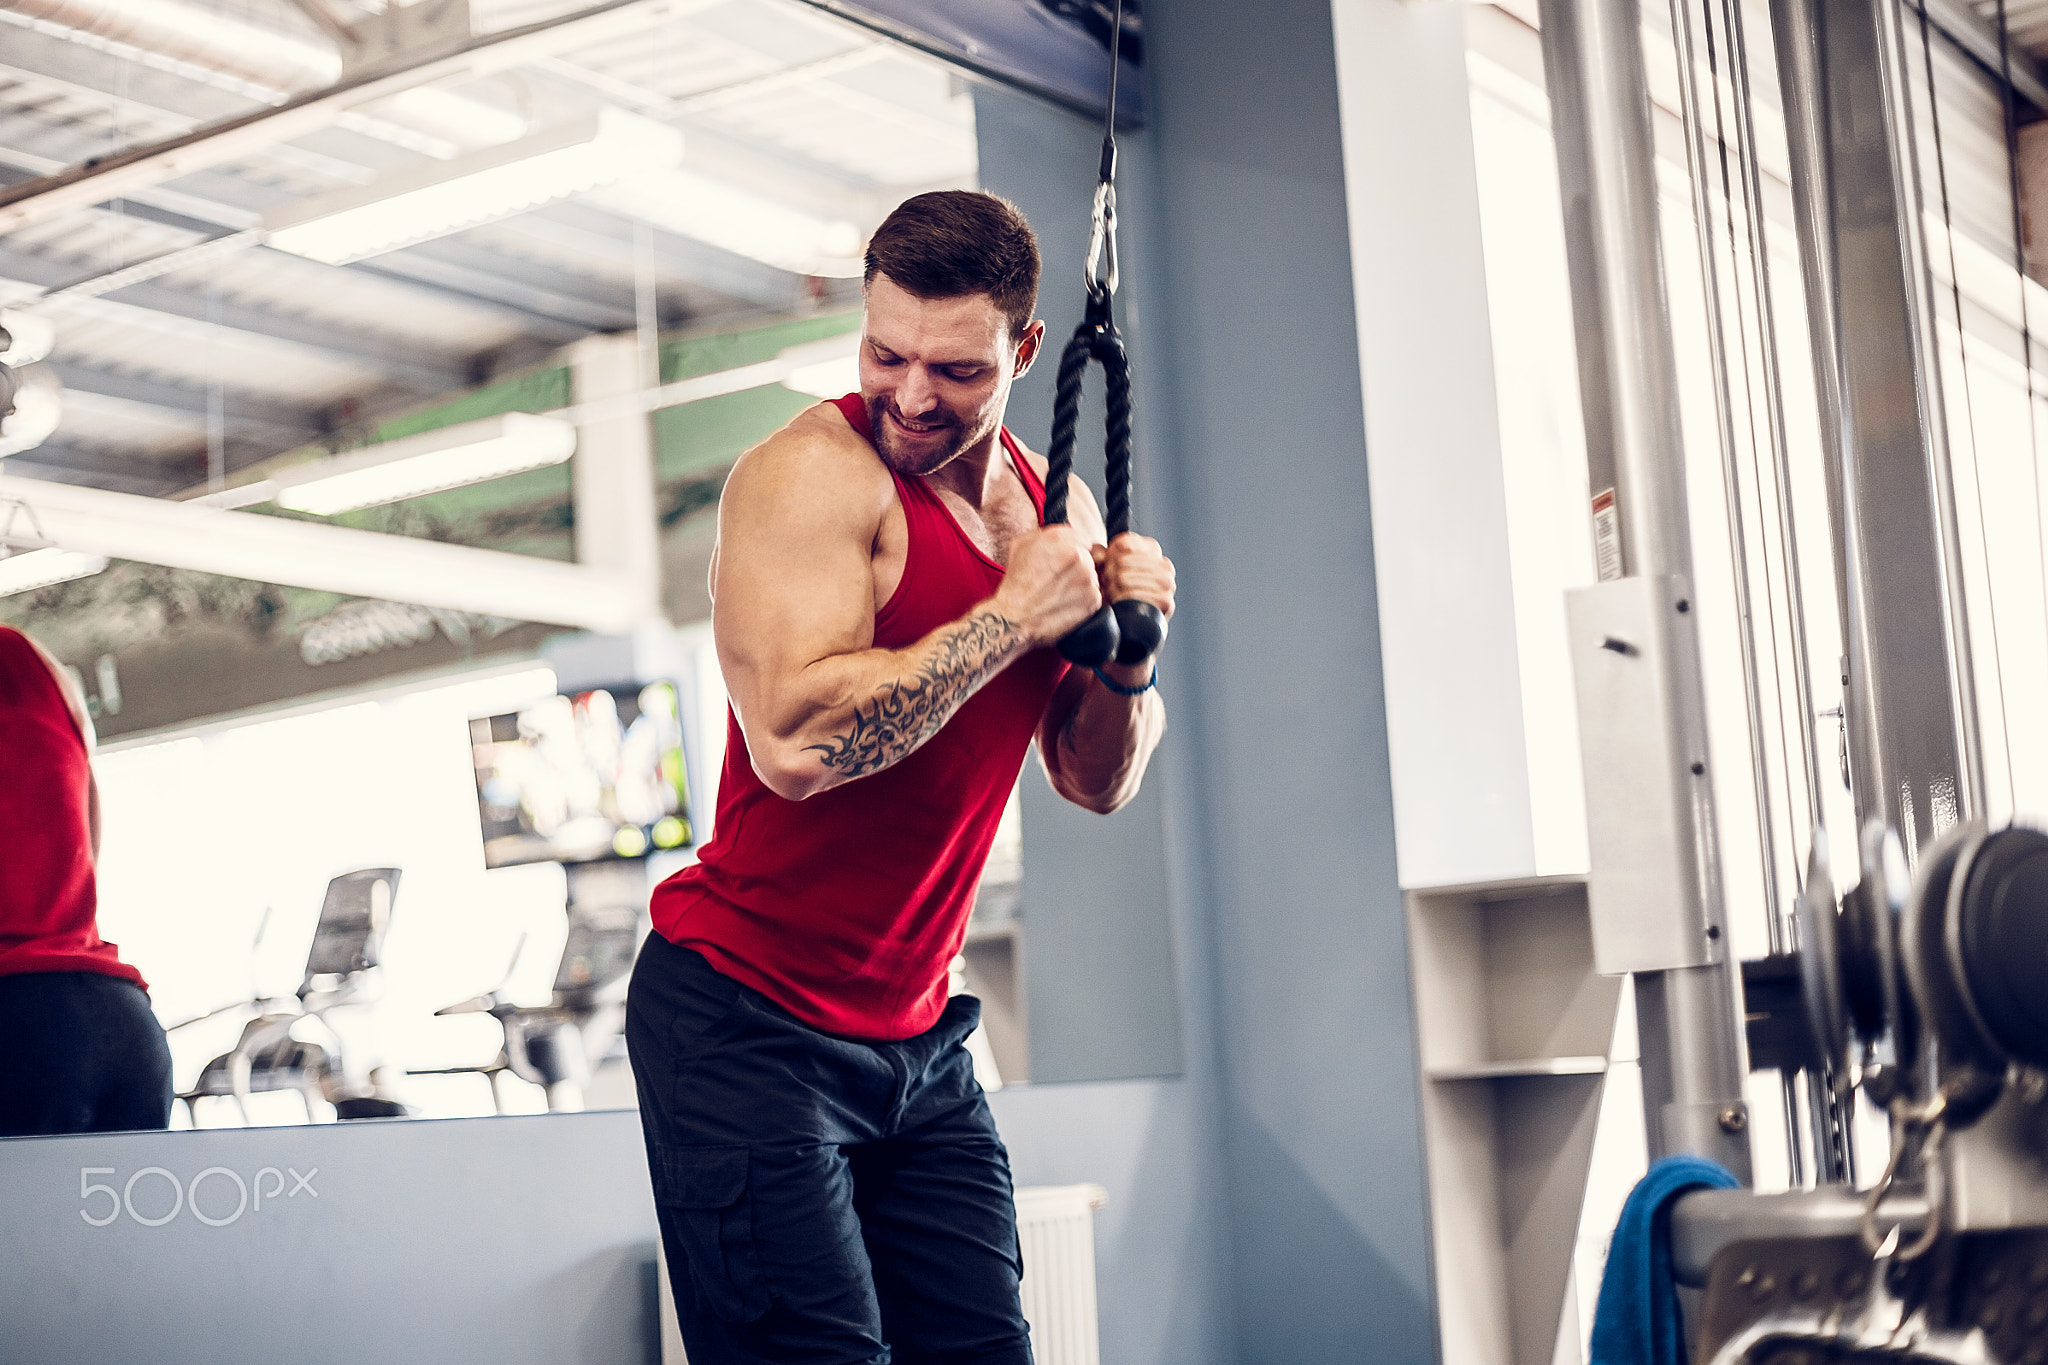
[867,396,986,476]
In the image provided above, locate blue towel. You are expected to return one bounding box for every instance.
[1588,1155,1740,1365]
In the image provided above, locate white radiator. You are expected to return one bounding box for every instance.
[659,1181,1108,1364]
[1016,1182,1109,1365]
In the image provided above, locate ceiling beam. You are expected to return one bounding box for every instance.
[358,245,636,332]
[0,472,642,632]
[0,166,595,345]
[47,359,325,444]
[518,200,800,311]
[0,242,470,393]
[0,447,188,495]
[98,282,470,393]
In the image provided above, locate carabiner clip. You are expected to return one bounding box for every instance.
[1084,180,1119,300]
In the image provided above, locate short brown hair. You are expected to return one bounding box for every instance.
[864,191,1040,342]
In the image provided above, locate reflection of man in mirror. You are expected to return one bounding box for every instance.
[627,191,1175,1364]
[0,625,172,1135]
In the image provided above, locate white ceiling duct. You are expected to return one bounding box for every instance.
[0,311,56,367]
[0,365,64,458]
[0,471,643,630]
[0,0,343,91]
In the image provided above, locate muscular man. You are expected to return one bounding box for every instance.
[626,190,1174,1365]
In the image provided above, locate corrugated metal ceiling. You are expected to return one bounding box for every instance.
[0,0,980,492]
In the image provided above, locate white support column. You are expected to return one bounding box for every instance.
[1331,0,1545,889]
[568,332,666,629]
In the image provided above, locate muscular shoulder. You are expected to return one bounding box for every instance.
[721,401,895,539]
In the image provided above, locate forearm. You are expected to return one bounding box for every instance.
[749,605,1029,799]
[1049,667,1166,814]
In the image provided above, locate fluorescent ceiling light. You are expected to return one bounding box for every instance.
[264,108,685,266]
[273,412,577,516]
[592,169,864,277]
[0,547,107,596]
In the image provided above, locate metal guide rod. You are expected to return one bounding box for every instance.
[1720,0,1831,848]
[1767,0,1985,850]
[1889,0,1990,827]
[1664,0,1838,1185]
[1538,0,1752,1176]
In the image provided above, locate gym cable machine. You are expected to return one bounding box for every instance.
[1541,0,2048,1351]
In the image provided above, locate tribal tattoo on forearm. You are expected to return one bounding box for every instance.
[803,610,1023,777]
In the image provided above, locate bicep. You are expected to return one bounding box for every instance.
[711,448,885,735]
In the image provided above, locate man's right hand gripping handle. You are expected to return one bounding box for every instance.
[992,525,1106,647]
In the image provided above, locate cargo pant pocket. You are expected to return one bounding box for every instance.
[650,1142,771,1323]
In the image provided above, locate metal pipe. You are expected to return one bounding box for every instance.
[1538,0,1753,1179]
[1723,0,1831,848]
[1767,0,1983,852]
[1540,0,1694,578]
[1883,0,1988,825]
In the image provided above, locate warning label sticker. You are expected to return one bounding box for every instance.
[1592,487,1623,582]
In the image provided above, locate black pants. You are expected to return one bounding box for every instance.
[626,932,1031,1365]
[0,971,173,1137]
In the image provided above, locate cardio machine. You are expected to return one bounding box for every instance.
[409,898,640,1114]
[175,868,411,1125]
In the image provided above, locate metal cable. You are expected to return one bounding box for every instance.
[1038,0,1160,669]
[1724,0,1855,1183]
[1703,0,1811,944]
[1042,0,1135,540]
[1668,0,1792,967]
[1724,0,1830,844]
[1917,5,2021,816]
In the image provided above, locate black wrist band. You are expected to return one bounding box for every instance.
[1091,663,1158,696]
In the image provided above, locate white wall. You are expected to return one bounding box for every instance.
[94,666,574,1122]
[1332,0,1550,890]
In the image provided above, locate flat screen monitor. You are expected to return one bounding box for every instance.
[470,682,692,868]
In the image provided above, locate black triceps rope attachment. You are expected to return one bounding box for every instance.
[1040,0,1167,670]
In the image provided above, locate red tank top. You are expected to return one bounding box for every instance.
[0,626,144,988]
[651,395,1069,1040]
